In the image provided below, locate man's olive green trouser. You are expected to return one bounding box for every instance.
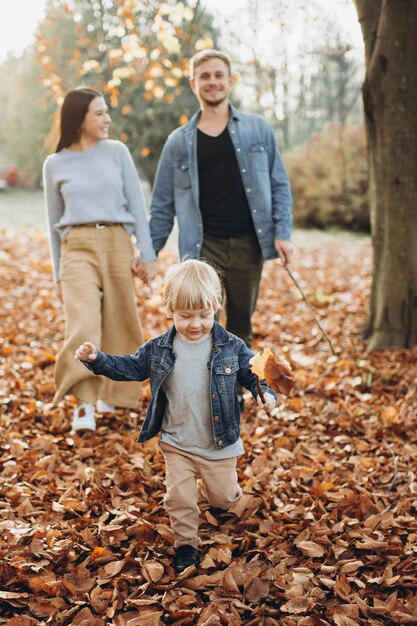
[201,233,263,348]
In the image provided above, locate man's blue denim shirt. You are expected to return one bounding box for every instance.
[85,322,276,450]
[149,105,293,260]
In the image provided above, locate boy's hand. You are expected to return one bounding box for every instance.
[74,342,98,362]
[257,392,276,412]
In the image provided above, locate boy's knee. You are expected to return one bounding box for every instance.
[208,487,242,511]
[165,485,196,512]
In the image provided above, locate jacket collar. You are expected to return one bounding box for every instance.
[157,321,231,349]
[182,104,241,133]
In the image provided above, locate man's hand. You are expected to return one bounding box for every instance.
[274,240,292,265]
[74,342,98,362]
[257,392,276,412]
[131,258,157,284]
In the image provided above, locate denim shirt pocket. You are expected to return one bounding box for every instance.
[150,355,171,387]
[213,357,239,397]
[173,162,192,189]
[248,143,269,171]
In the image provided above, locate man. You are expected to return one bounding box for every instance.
[149,49,293,347]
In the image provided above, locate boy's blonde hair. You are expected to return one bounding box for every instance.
[163,259,222,313]
[189,49,232,80]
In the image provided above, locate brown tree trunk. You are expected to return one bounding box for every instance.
[353,0,417,348]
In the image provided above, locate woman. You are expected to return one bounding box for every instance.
[43,87,156,432]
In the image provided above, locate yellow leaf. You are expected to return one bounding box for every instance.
[380,406,400,425]
[90,546,110,560]
[320,481,335,492]
[359,458,374,468]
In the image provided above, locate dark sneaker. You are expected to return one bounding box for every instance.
[173,544,199,573]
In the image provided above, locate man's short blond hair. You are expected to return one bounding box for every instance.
[189,49,232,79]
[163,259,222,313]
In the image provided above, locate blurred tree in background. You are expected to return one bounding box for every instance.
[226,0,364,151]
[0,0,369,233]
[35,0,219,183]
[0,51,51,186]
[286,124,368,231]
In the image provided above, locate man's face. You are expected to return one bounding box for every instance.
[190,58,234,107]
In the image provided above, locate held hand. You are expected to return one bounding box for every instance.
[257,392,277,412]
[131,258,157,284]
[274,240,292,265]
[55,281,63,303]
[74,342,98,362]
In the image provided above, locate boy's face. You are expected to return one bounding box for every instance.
[172,307,215,343]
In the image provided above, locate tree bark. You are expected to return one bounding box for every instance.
[353,0,417,348]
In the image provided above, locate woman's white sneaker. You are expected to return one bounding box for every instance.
[71,403,96,432]
[96,399,115,413]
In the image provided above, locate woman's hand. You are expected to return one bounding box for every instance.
[55,281,63,303]
[74,342,98,362]
[131,258,157,284]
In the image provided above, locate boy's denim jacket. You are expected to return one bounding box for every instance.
[149,105,293,261]
[85,322,277,450]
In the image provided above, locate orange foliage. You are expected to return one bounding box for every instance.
[285,124,369,231]
[0,230,416,624]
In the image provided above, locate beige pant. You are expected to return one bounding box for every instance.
[53,224,142,408]
[160,442,242,548]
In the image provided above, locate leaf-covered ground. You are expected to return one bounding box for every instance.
[1,230,416,626]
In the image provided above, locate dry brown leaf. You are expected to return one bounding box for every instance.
[5,618,38,626]
[295,540,325,558]
[245,577,270,603]
[2,231,417,625]
[333,616,361,626]
[334,575,352,601]
[280,597,314,614]
[222,568,240,594]
[140,560,165,582]
[250,346,294,395]
[339,560,364,574]
[114,610,163,626]
[72,608,105,626]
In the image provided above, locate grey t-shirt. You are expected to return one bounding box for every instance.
[160,333,244,459]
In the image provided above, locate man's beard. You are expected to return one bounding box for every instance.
[202,93,227,107]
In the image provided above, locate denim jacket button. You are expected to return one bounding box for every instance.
[218,439,223,447]
[225,367,232,373]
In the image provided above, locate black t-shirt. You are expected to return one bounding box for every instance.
[197,127,255,238]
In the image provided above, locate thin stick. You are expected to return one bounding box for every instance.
[284,265,336,355]
[256,376,272,417]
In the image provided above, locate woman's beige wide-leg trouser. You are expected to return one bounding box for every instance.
[53,224,142,408]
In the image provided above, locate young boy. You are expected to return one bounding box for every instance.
[74,260,277,573]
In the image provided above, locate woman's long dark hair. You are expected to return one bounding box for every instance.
[55,87,102,152]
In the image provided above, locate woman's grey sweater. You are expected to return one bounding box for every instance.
[43,139,156,280]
